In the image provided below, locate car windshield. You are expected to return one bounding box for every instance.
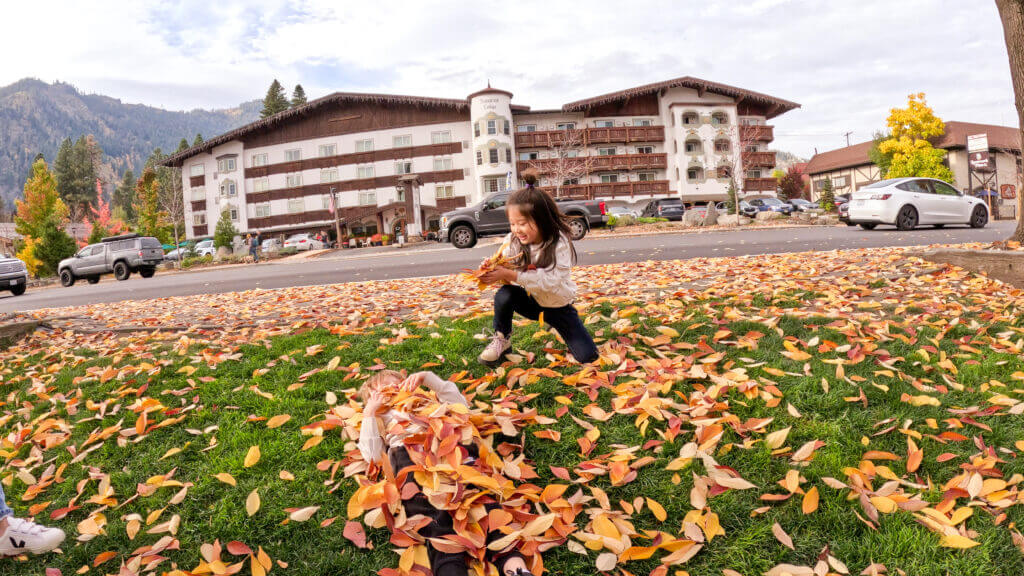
[762,198,783,206]
[863,179,904,189]
[197,240,212,246]
[661,199,682,207]
[286,235,308,242]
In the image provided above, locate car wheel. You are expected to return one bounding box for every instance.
[859,223,877,230]
[895,206,918,231]
[139,267,156,278]
[567,216,588,241]
[113,261,131,281]
[10,283,25,296]
[450,225,477,249]
[970,205,988,229]
[60,269,75,287]
[87,276,100,284]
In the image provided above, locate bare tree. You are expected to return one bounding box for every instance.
[159,167,185,268]
[529,129,594,198]
[996,0,1024,242]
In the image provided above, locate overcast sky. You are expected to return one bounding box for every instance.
[0,0,1015,158]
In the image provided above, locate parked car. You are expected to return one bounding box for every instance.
[748,197,794,215]
[194,239,215,257]
[439,193,608,249]
[838,201,853,225]
[847,177,990,231]
[787,198,819,212]
[834,194,851,206]
[0,255,29,296]
[640,198,684,221]
[58,233,164,287]
[607,205,639,219]
[716,201,758,218]
[261,238,283,254]
[284,233,325,251]
[164,241,195,261]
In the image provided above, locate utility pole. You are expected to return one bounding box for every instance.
[843,132,853,147]
[330,187,342,249]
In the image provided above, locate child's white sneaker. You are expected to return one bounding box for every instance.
[479,333,511,366]
[0,517,65,556]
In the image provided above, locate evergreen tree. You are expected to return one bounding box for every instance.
[213,209,237,250]
[291,84,307,107]
[819,179,836,212]
[55,136,100,218]
[193,134,204,146]
[34,222,77,277]
[177,138,190,153]
[134,169,168,241]
[113,169,136,224]
[725,179,739,216]
[261,79,290,118]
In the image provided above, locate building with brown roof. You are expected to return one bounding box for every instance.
[806,122,1021,212]
[163,76,798,241]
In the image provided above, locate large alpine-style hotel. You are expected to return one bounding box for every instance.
[164,76,799,240]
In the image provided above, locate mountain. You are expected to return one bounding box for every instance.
[0,78,260,208]
[773,150,807,172]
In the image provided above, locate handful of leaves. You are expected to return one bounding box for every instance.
[462,243,519,290]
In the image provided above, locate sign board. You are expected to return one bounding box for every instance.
[970,150,993,171]
[967,134,989,153]
[1001,184,1017,200]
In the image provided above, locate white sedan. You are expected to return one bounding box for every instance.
[847,177,989,230]
[284,233,325,251]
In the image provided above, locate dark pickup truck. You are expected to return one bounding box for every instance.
[438,192,608,249]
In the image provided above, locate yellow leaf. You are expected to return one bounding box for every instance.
[802,486,819,514]
[160,447,182,460]
[214,473,237,486]
[645,498,667,522]
[765,427,791,450]
[279,470,295,481]
[289,506,320,522]
[939,534,981,549]
[244,445,261,468]
[246,489,261,516]
[266,414,291,429]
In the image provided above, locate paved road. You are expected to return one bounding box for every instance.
[1,221,1013,313]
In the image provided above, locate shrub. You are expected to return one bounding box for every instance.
[637,217,669,224]
[607,215,619,228]
[213,210,237,249]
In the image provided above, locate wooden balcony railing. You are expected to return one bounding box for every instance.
[539,180,671,200]
[744,177,778,192]
[515,126,665,148]
[740,125,774,142]
[190,175,206,187]
[517,153,667,175]
[191,200,207,212]
[192,224,208,237]
[742,151,776,168]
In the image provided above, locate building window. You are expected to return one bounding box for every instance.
[486,119,497,135]
[286,174,302,188]
[563,150,579,158]
[504,120,510,135]
[358,191,377,206]
[556,122,576,130]
[595,120,614,128]
[220,180,237,196]
[598,147,617,156]
[682,112,698,125]
[287,198,304,213]
[393,135,411,148]
[318,144,337,158]
[746,169,763,178]
[322,195,334,210]
[563,178,580,186]
[217,157,236,173]
[192,212,207,225]
[833,176,848,187]
[484,178,501,193]
[474,122,480,137]
[687,167,703,181]
[740,117,761,126]
[254,203,271,218]
[436,185,454,199]
[636,146,654,154]
[433,157,453,171]
[228,206,239,221]
[711,112,729,126]
[505,148,512,163]
[253,178,269,192]
[356,139,374,152]
[633,119,652,127]
[685,139,702,154]
[715,139,731,153]
[395,161,412,175]
[489,149,499,164]
[189,164,204,177]
[358,166,375,179]
[320,168,339,183]
[251,153,268,167]
[476,151,483,165]
[190,187,206,200]
[637,172,656,181]
[519,152,538,161]
[517,124,536,133]
[600,174,619,183]
[431,131,452,144]
[285,149,302,162]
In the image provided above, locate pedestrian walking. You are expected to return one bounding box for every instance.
[249,231,261,263]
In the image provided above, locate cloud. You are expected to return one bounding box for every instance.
[0,0,1015,157]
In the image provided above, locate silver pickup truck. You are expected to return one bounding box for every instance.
[58,234,164,287]
[0,255,28,296]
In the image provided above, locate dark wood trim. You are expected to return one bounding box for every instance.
[435,197,468,212]
[190,175,206,187]
[244,142,463,178]
[515,126,665,148]
[518,153,667,175]
[191,200,207,212]
[744,177,777,192]
[245,168,465,204]
[192,224,208,237]
[538,180,671,199]
[668,102,732,108]
[741,150,776,168]
[740,125,774,143]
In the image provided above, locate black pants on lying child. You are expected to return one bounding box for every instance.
[493,285,599,363]
[389,446,525,576]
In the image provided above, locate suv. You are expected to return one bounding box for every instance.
[58,233,165,287]
[641,198,684,221]
[0,255,28,296]
[439,193,607,249]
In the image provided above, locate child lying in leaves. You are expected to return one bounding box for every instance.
[351,370,570,576]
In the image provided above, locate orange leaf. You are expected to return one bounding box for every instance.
[802,486,819,514]
[93,551,117,567]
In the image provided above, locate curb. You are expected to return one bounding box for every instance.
[587,222,839,240]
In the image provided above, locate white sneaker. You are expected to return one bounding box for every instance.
[478,333,511,366]
[0,517,65,556]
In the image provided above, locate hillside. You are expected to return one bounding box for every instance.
[0,78,260,207]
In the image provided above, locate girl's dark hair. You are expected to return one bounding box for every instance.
[506,170,577,270]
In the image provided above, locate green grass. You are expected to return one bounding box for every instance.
[2,295,1024,576]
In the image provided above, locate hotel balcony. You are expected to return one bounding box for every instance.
[740,125,774,143]
[515,126,665,148]
[517,153,667,175]
[744,177,778,192]
[741,150,776,169]
[540,179,671,200]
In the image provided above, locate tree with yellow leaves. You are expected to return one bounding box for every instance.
[871,93,955,184]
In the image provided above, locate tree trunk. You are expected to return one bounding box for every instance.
[996,0,1024,241]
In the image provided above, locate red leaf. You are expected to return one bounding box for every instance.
[343,521,368,548]
[46,569,62,576]
[226,541,253,556]
[550,466,571,480]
